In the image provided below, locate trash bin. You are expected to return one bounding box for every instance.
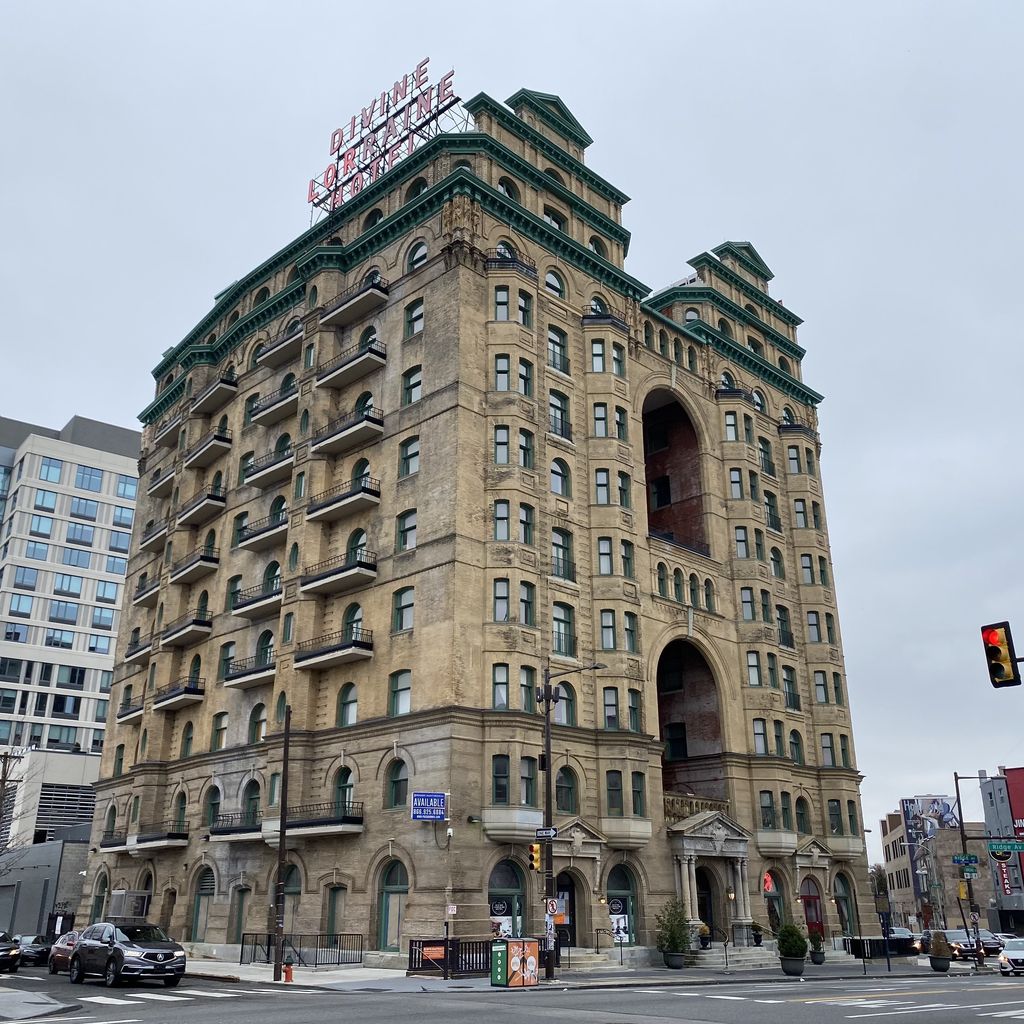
[490,938,539,987]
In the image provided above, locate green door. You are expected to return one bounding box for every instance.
[378,862,408,950]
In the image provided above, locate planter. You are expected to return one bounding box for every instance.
[752,932,763,947]
[780,955,805,977]
[810,950,825,965]
[662,951,687,969]
[929,955,951,973]
[699,936,710,949]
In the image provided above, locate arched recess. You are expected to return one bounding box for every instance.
[487,859,526,938]
[656,639,724,800]
[799,875,824,938]
[832,872,857,936]
[376,860,409,951]
[761,868,787,934]
[605,863,638,945]
[641,389,708,554]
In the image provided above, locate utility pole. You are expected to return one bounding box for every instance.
[273,706,291,982]
[954,772,984,969]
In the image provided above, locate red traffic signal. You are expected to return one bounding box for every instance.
[528,843,541,872]
[981,621,1021,688]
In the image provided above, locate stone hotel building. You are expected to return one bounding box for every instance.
[84,86,871,951]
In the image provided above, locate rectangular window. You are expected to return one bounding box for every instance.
[627,688,641,731]
[800,554,814,584]
[66,522,94,546]
[826,613,836,644]
[847,800,859,835]
[45,629,73,649]
[70,497,99,520]
[593,403,608,437]
[492,755,510,804]
[729,469,743,499]
[590,339,606,373]
[617,472,631,508]
[518,504,534,545]
[48,601,78,625]
[520,666,536,713]
[517,359,533,397]
[620,541,634,578]
[724,412,738,441]
[109,531,131,553]
[40,458,63,483]
[814,671,828,703]
[494,286,510,321]
[517,291,532,327]
[494,426,510,465]
[405,298,424,337]
[492,664,509,710]
[547,327,569,374]
[519,583,535,626]
[388,670,412,716]
[828,799,843,835]
[774,719,785,756]
[34,489,57,511]
[818,557,830,586]
[614,406,628,441]
[766,653,779,688]
[743,415,754,444]
[112,506,134,529]
[595,469,610,504]
[106,555,127,575]
[821,733,835,767]
[30,515,53,537]
[735,527,749,559]
[760,590,772,623]
[787,446,801,473]
[88,634,111,654]
[631,772,646,816]
[812,502,822,529]
[760,791,776,829]
[740,588,755,621]
[96,581,118,603]
[747,651,761,686]
[833,673,844,705]
[805,449,816,477]
[494,500,510,541]
[664,722,687,761]
[807,611,821,642]
[596,537,613,575]
[781,792,793,830]
[92,607,114,630]
[605,770,623,816]
[753,719,768,755]
[840,734,850,767]
[62,547,91,568]
[520,757,536,805]
[518,430,533,468]
[794,499,808,528]
[8,595,32,617]
[494,354,510,391]
[75,465,103,492]
[612,343,625,377]
[600,610,616,651]
[14,566,37,589]
[53,574,83,597]
[493,579,509,622]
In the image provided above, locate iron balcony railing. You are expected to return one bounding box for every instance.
[116,699,143,718]
[550,557,576,582]
[239,933,363,967]
[552,634,577,658]
[225,653,276,679]
[288,800,364,827]
[210,811,262,833]
[155,677,205,701]
[162,608,213,636]
[759,456,777,478]
[191,370,237,405]
[307,477,381,512]
[233,579,282,607]
[547,351,570,374]
[100,829,127,846]
[185,427,232,459]
[312,406,385,444]
[125,632,155,657]
[251,382,298,416]
[765,510,782,532]
[153,412,182,439]
[135,819,189,841]
[784,690,802,711]
[301,551,377,581]
[581,301,629,329]
[238,512,288,542]
[321,273,390,318]
[178,485,226,517]
[295,627,373,657]
[483,247,538,278]
[778,628,795,648]
[171,545,220,574]
[316,338,387,378]
[260,322,304,358]
[548,414,572,440]
[140,518,169,543]
[247,446,294,476]
[133,577,161,600]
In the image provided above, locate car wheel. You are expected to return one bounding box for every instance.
[48,958,57,975]
[103,959,120,988]
[163,976,180,988]
[8,964,17,974]
[69,957,84,985]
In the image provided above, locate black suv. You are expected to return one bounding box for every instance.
[69,922,185,987]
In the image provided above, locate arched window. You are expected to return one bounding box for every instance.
[342,603,363,639]
[658,330,668,357]
[363,208,383,231]
[684,307,699,322]
[717,318,732,337]
[687,346,698,372]
[359,326,377,351]
[720,371,735,388]
[779,357,791,375]
[196,589,209,617]
[672,568,683,603]
[555,766,578,813]
[139,730,148,760]
[351,458,370,486]
[389,670,411,716]
[543,167,565,185]
[386,760,408,807]
[550,459,571,497]
[656,563,667,597]
[552,603,575,657]
[274,433,292,456]
[590,295,608,316]
[552,683,576,726]
[673,339,682,365]
[269,495,287,523]
[346,529,367,559]
[204,785,221,826]
[688,573,700,607]
[307,285,318,309]
[795,797,811,833]
[181,722,193,758]
[588,236,606,258]
[248,703,267,744]
[211,712,228,751]
[263,561,281,590]
[249,344,264,369]
[790,730,804,764]
[288,543,299,571]
[256,630,274,665]
[275,691,287,723]
[337,683,357,727]
[782,406,796,425]
[203,527,217,552]
[404,177,428,202]
[496,177,520,202]
[704,578,715,612]
[770,548,785,578]
[355,391,374,415]
[173,791,187,830]
[752,390,765,413]
[242,780,261,825]
[113,744,125,777]
[254,287,270,306]
[544,270,564,298]
[407,241,427,271]
[643,322,653,349]
[334,767,353,814]
[299,409,309,435]
[188,654,202,682]
[104,804,117,835]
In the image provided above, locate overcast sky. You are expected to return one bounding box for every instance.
[3,1,1021,864]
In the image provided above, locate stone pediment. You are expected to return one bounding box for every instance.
[552,817,606,857]
[796,837,833,866]
[668,810,751,857]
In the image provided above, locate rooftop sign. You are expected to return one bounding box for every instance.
[306,57,459,214]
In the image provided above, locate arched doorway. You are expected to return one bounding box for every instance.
[762,869,785,934]
[833,873,856,936]
[377,861,408,951]
[159,888,176,932]
[555,871,578,947]
[139,871,154,919]
[90,874,108,923]
[656,640,723,799]
[695,867,717,934]
[488,860,525,938]
[281,864,301,932]
[799,876,824,937]
[192,868,215,941]
[230,887,251,944]
[606,865,637,945]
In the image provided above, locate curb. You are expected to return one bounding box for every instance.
[0,1002,83,1021]
[186,972,241,983]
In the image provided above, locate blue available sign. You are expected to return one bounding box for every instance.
[411,792,449,821]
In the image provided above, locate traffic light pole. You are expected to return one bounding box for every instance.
[953,772,984,968]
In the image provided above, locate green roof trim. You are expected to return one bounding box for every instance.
[688,252,803,327]
[505,89,594,149]
[711,241,774,282]
[464,92,630,205]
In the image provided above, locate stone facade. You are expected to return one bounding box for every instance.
[83,87,872,952]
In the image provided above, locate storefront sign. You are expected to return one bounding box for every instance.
[306,57,458,212]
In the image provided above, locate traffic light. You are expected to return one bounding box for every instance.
[528,843,541,872]
[981,621,1021,688]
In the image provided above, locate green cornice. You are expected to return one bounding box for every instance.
[646,285,805,361]
[711,241,774,282]
[464,92,630,206]
[688,252,803,327]
[505,89,594,148]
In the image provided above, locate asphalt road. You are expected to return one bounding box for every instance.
[7,965,1024,1023]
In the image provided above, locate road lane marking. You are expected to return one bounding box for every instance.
[753,999,785,1003]
[130,993,192,1001]
[706,994,746,1000]
[79,997,144,1006]
[846,1005,963,1018]
[174,988,241,997]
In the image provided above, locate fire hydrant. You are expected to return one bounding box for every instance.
[283,955,294,983]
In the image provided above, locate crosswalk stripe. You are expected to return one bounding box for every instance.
[174,988,240,997]
[130,992,193,1001]
[707,995,746,1000]
[80,996,143,1005]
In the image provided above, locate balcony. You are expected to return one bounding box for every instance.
[319,274,389,329]
[116,698,144,723]
[299,551,376,596]
[257,323,304,369]
[264,801,364,841]
[599,816,653,850]
[138,518,169,553]
[244,446,294,488]
[250,383,299,427]
[169,545,220,584]
[176,485,227,527]
[549,558,577,583]
[161,608,213,648]
[127,820,189,855]
[756,828,798,857]
[294,628,373,670]
[783,690,802,711]
[183,427,233,469]
[778,629,795,649]
[759,457,777,479]
[190,370,238,414]
[765,510,782,532]
[223,653,276,689]
[552,634,577,659]
[827,835,865,858]
[132,577,161,608]
[663,794,730,826]
[310,407,384,457]
[146,465,175,498]
[209,811,263,842]
[99,829,128,852]
[153,413,182,448]
[305,477,381,523]
[483,247,537,279]
[481,806,543,844]
[580,301,629,334]
[547,351,570,375]
[315,338,387,390]
[152,677,205,711]
[548,414,572,441]
[124,632,155,665]
[236,512,288,552]
[232,579,283,619]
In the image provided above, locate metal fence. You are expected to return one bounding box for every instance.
[239,932,363,967]
[407,937,492,977]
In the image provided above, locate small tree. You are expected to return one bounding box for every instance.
[655,897,690,953]
[777,923,808,959]
[808,930,823,952]
[930,930,952,958]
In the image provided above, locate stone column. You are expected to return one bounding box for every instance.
[677,857,691,918]
[740,857,752,920]
[687,856,699,921]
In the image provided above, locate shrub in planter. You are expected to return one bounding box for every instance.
[777,923,808,975]
[808,930,825,964]
[751,922,764,947]
[655,897,690,968]
[929,930,952,973]
[698,921,711,949]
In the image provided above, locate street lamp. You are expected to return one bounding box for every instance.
[539,660,605,980]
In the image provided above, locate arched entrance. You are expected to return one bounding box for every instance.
[762,869,785,934]
[159,888,176,932]
[656,640,723,799]
[799,876,824,937]
[488,860,525,938]
[230,887,251,944]
[191,868,215,941]
[555,871,577,947]
[833,873,856,936]
[695,867,717,933]
[90,874,108,923]
[377,861,408,951]
[606,865,637,945]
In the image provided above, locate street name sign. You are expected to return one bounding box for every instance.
[952,854,980,864]
[989,841,1024,852]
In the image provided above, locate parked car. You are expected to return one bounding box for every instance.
[888,927,914,940]
[0,933,20,972]
[999,937,1024,975]
[997,933,1020,943]
[69,922,185,987]
[15,935,51,966]
[47,932,79,975]
[929,928,1004,959]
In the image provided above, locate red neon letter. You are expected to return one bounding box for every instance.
[416,86,433,120]
[323,164,337,190]
[391,75,409,106]
[342,148,357,177]
[330,129,345,155]
[412,57,430,90]
[437,70,455,105]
